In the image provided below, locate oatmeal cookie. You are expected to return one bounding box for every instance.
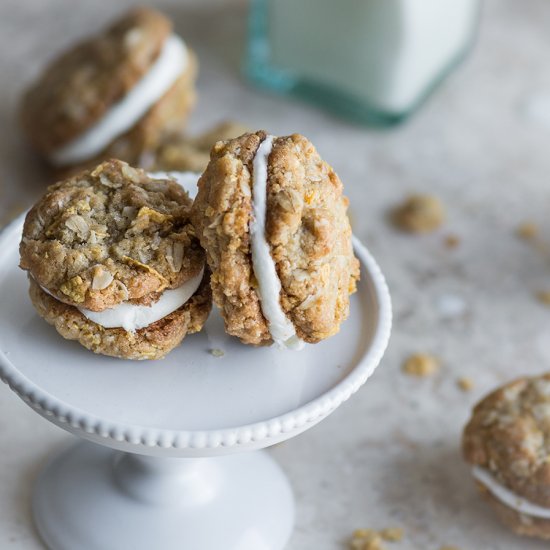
[20,7,197,170]
[29,276,210,360]
[20,159,210,359]
[462,373,550,539]
[191,131,359,347]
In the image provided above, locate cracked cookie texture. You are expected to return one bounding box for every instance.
[463,373,550,538]
[191,131,359,346]
[20,159,203,310]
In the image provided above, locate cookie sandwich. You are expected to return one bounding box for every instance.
[20,7,197,172]
[191,131,359,348]
[19,159,210,360]
[463,373,550,539]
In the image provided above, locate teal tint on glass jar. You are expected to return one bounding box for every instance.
[246,0,480,126]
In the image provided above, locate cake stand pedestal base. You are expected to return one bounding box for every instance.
[33,441,295,550]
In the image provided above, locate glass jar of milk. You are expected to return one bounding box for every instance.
[246,0,480,125]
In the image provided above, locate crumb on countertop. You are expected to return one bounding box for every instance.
[444,234,460,249]
[402,353,440,377]
[391,194,445,234]
[536,291,550,306]
[379,527,404,542]
[349,537,383,550]
[349,527,404,550]
[209,348,225,357]
[457,376,474,392]
[516,221,538,240]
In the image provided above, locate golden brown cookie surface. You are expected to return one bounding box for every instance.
[20,159,204,312]
[191,131,359,346]
[463,374,550,507]
[29,275,211,361]
[463,372,550,539]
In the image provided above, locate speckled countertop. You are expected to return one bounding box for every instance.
[2,1,550,549]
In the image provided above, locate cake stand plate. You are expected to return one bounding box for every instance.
[0,215,391,550]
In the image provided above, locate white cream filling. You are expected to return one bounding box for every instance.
[39,266,203,332]
[250,135,304,350]
[50,34,188,166]
[148,171,201,199]
[472,466,550,519]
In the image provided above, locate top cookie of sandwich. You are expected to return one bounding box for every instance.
[20,159,204,312]
[191,131,359,346]
[463,374,550,507]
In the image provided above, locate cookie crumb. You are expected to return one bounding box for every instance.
[457,377,474,392]
[349,530,385,550]
[352,529,377,539]
[379,527,403,542]
[444,234,460,249]
[391,194,445,234]
[209,348,225,357]
[536,291,550,306]
[517,222,538,240]
[402,353,439,377]
[349,527,403,549]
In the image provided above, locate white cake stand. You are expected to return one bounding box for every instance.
[0,215,391,550]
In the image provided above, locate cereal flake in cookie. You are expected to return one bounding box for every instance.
[20,159,210,360]
[20,7,197,172]
[462,373,550,539]
[191,131,359,348]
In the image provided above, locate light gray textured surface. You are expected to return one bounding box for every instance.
[1,1,550,548]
